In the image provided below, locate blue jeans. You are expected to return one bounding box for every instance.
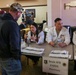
[0,58,22,75]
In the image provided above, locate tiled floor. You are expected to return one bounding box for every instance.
[0,55,76,75]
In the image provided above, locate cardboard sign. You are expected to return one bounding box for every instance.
[42,57,68,75]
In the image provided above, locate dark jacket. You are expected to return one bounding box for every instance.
[0,13,21,60]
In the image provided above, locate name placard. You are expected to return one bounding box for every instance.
[42,57,68,75]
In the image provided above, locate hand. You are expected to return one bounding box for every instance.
[24,34,27,39]
[31,36,36,41]
[31,36,35,40]
[49,41,55,47]
[31,36,37,42]
[58,42,67,48]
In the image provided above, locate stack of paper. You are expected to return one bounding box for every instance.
[21,47,44,55]
[49,50,69,58]
[25,47,44,51]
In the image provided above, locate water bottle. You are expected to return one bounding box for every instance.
[27,38,31,46]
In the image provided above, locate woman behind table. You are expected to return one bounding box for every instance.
[24,22,44,65]
[24,22,44,44]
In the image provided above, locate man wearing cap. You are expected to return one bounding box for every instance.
[0,3,23,75]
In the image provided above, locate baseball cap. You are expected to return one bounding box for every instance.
[10,3,23,12]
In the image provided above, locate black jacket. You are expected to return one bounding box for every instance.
[0,13,21,59]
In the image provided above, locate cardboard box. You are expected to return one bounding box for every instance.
[42,57,68,75]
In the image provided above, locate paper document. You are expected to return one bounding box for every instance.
[21,50,43,55]
[21,46,44,55]
[49,50,69,58]
[25,47,44,52]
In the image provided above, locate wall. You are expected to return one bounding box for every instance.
[17,6,47,24]
[62,0,76,26]
[47,0,76,26]
[47,0,62,27]
[0,0,47,24]
[47,0,52,27]
[51,0,62,26]
[0,0,47,8]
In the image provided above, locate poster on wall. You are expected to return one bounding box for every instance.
[25,9,35,18]
[25,9,35,23]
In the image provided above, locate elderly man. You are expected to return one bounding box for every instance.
[46,18,70,47]
[0,3,23,75]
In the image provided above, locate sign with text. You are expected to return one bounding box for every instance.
[42,57,68,75]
